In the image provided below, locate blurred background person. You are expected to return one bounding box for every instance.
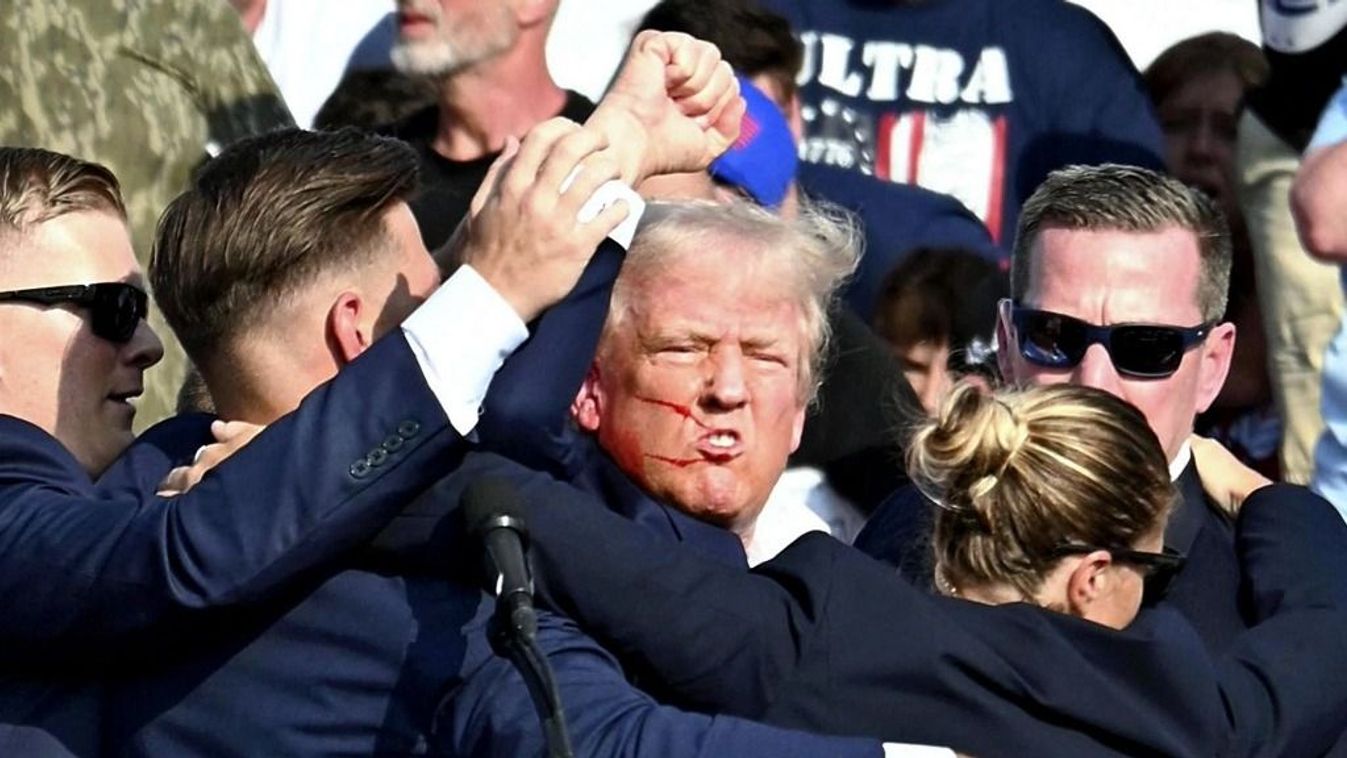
[229,0,398,129]
[636,0,999,322]
[1144,33,1281,479]
[381,0,594,250]
[1292,80,1347,521]
[872,247,1006,415]
[0,0,293,432]
[1235,0,1347,483]
[760,0,1166,254]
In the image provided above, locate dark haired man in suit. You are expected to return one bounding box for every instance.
[0,140,504,755]
[859,164,1253,651]
[100,32,892,758]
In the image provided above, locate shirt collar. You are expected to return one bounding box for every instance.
[1169,439,1193,483]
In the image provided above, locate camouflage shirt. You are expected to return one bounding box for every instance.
[0,0,293,429]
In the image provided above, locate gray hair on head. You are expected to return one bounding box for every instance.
[604,198,861,403]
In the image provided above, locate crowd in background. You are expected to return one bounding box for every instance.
[3,0,1347,755]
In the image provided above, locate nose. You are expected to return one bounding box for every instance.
[1186,121,1218,164]
[703,348,748,411]
[917,363,950,416]
[123,319,165,370]
[1070,343,1123,396]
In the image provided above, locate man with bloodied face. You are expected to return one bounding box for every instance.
[570,200,858,550]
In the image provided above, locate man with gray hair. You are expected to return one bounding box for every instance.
[383,0,593,250]
[485,199,861,565]
[860,163,1263,651]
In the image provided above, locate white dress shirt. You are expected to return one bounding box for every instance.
[400,180,644,436]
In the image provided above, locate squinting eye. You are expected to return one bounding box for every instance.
[749,351,790,367]
[653,344,703,362]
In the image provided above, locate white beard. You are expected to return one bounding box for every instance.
[391,38,471,78]
[390,6,517,79]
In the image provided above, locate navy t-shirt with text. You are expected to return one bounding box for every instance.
[763,0,1166,254]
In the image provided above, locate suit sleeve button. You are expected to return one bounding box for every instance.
[349,460,372,479]
[382,434,404,452]
[398,420,421,439]
[366,448,389,467]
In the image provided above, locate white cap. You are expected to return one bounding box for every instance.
[1261,0,1347,53]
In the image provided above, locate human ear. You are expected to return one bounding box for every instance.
[325,291,374,366]
[511,0,553,27]
[789,403,807,453]
[786,94,805,143]
[1064,551,1114,620]
[995,299,1017,382]
[1194,321,1236,414]
[571,363,605,432]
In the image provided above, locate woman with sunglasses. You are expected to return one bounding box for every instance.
[912,383,1182,630]
[447,380,1347,756]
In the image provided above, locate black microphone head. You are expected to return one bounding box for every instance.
[462,476,529,539]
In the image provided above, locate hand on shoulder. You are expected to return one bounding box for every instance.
[1189,434,1272,518]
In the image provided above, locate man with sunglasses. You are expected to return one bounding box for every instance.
[0,134,634,758]
[66,33,904,758]
[0,79,701,753]
[994,163,1247,651]
[0,146,498,755]
[858,164,1265,651]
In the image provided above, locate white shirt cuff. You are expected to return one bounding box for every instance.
[401,265,529,436]
[882,744,957,758]
[578,179,645,249]
[401,180,642,435]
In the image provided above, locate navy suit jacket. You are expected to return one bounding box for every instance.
[102,426,879,757]
[96,236,869,756]
[0,334,463,757]
[855,460,1247,651]
[434,454,1347,757]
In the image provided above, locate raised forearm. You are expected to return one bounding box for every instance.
[1291,140,1347,263]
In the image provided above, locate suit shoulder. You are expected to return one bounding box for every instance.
[134,413,217,451]
[0,416,89,491]
[1243,483,1344,531]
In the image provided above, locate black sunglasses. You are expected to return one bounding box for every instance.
[1010,304,1214,379]
[1049,543,1186,600]
[0,283,149,343]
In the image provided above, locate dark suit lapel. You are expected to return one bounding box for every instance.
[1166,462,1211,555]
[583,443,747,567]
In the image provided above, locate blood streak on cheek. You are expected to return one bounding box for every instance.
[605,423,647,475]
[645,453,704,468]
[634,395,709,467]
[635,395,711,429]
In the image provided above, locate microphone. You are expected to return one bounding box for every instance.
[463,478,537,641]
[460,476,573,758]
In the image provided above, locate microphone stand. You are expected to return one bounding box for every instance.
[492,618,574,758]
[464,481,574,757]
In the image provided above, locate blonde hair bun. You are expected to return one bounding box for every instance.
[906,383,1175,601]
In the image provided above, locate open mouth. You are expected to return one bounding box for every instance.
[645,430,745,468]
[108,390,141,409]
[696,430,742,460]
